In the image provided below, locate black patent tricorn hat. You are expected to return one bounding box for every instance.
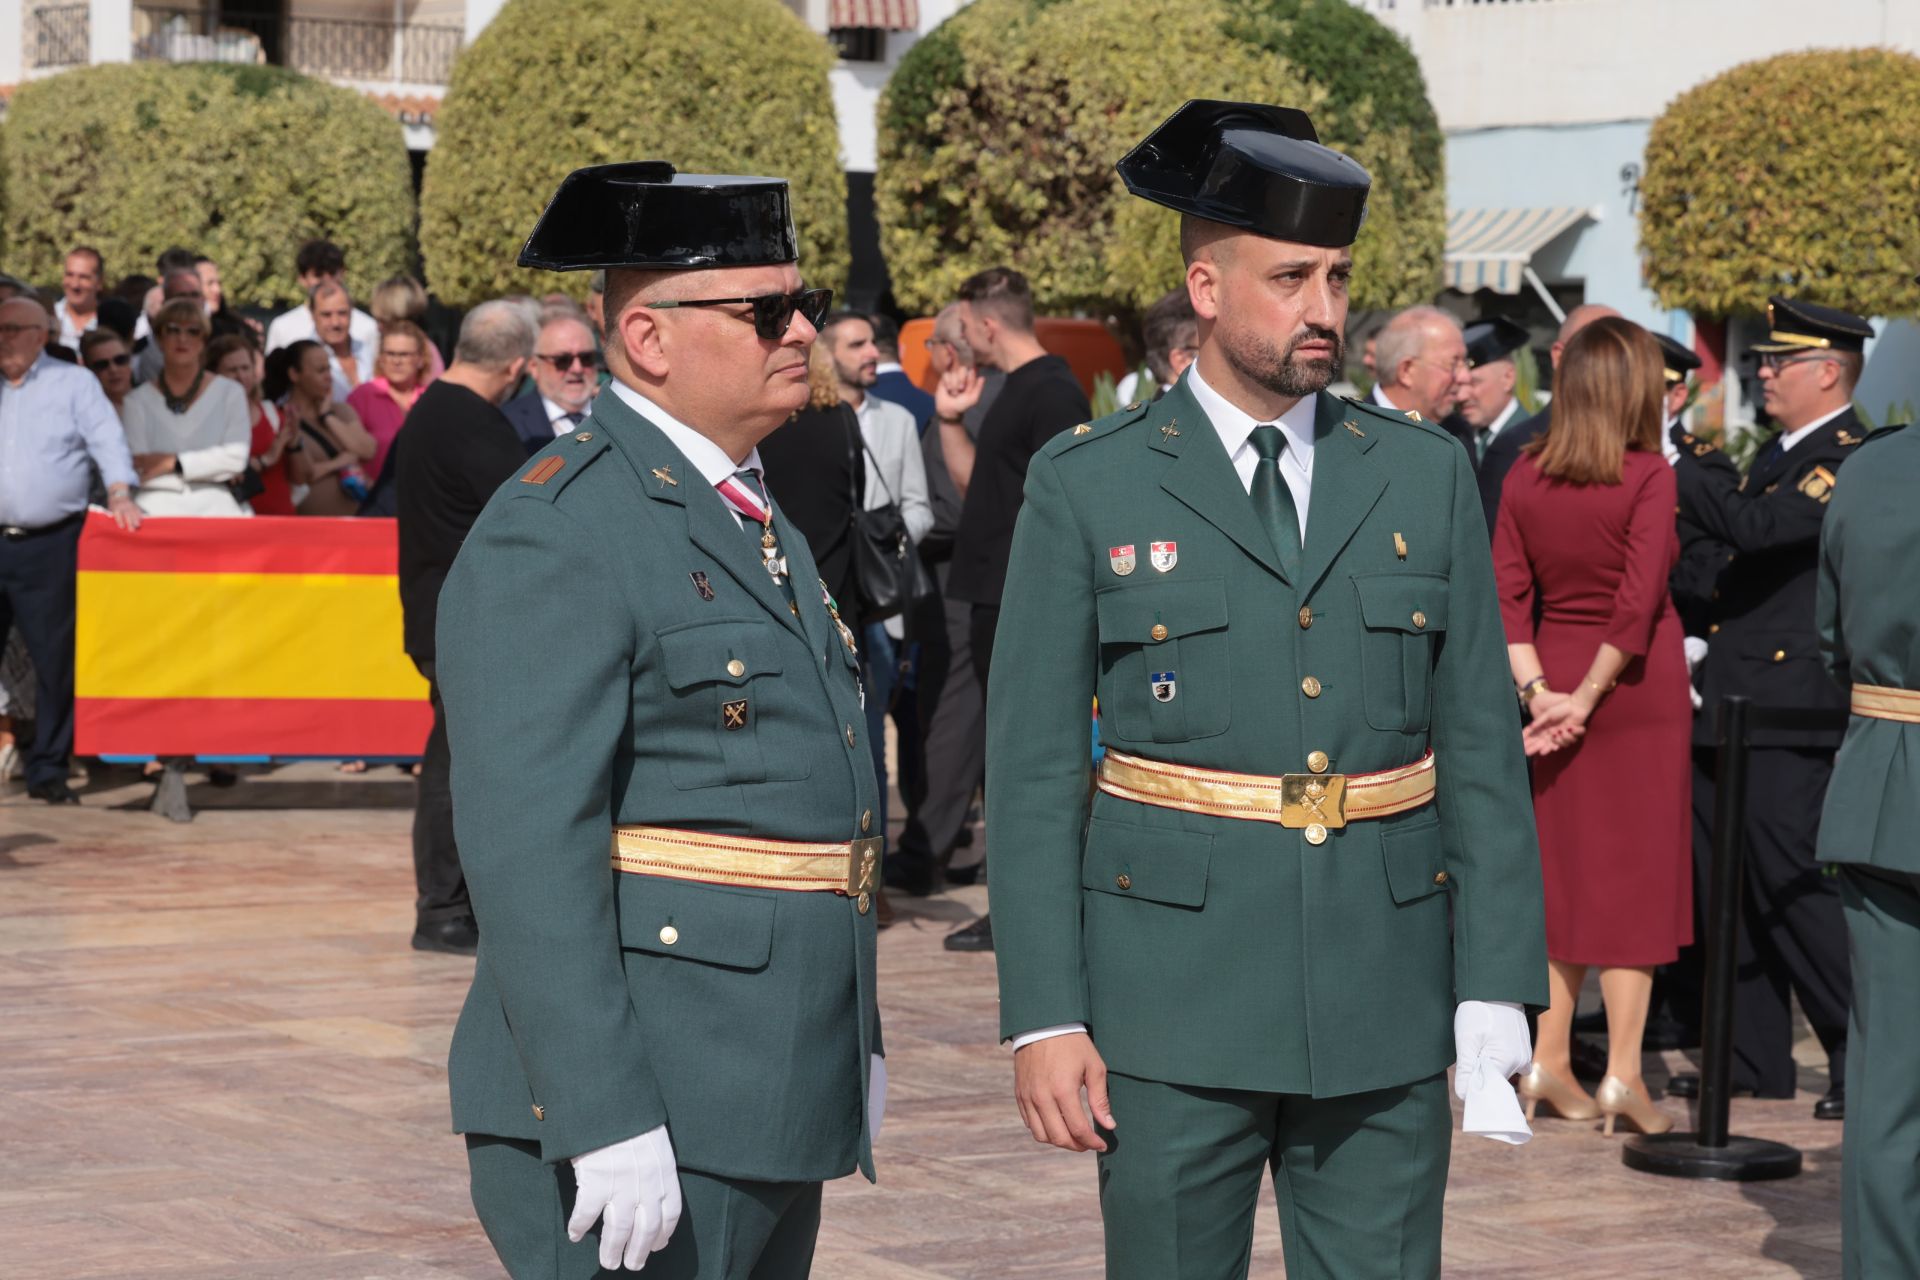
[518,162,799,272]
[1463,316,1530,369]
[1652,332,1701,384]
[1117,100,1371,248]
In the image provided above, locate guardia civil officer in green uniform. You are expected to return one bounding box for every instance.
[436,163,884,1278]
[1665,296,1866,1118]
[1815,416,1920,1279]
[987,101,1550,1280]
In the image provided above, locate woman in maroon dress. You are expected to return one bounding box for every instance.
[1493,317,1691,1136]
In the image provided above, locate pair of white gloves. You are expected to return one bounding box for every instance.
[565,1056,889,1272]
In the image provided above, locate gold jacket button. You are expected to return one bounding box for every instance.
[1115,873,1132,890]
[574,431,593,442]
[1150,623,1169,642]
[658,925,679,946]
[846,724,857,747]
[1412,610,1427,629]
[857,892,871,915]
[1773,650,1786,662]
[532,1104,545,1121]
[726,659,746,677]
[861,810,873,833]
[1434,871,1449,886]
[1298,606,1313,629]
[1301,676,1322,698]
[1307,750,1329,774]
[1304,823,1328,845]
[1709,623,1720,635]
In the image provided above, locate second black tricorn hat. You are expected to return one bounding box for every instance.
[1751,295,1873,354]
[518,162,799,272]
[1652,332,1701,384]
[1117,100,1371,248]
[1463,316,1529,369]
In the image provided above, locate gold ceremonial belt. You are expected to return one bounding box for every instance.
[1851,684,1920,725]
[612,825,883,913]
[1097,749,1437,837]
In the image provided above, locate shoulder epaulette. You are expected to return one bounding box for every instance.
[1342,395,1451,440]
[509,429,612,502]
[1843,423,1903,448]
[1041,398,1154,458]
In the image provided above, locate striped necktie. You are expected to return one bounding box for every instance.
[715,468,793,597]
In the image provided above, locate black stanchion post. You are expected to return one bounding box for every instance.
[1621,695,1802,1181]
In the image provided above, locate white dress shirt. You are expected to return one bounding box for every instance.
[541,395,591,437]
[1777,404,1850,454]
[606,380,761,527]
[264,303,380,354]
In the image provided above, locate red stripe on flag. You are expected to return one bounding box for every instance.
[79,512,399,576]
[76,697,433,758]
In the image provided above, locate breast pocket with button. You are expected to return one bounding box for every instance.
[1352,573,1449,733]
[655,618,812,789]
[1095,576,1231,743]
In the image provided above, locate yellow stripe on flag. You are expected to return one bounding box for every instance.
[77,571,429,701]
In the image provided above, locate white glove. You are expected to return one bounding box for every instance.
[869,1054,888,1140]
[1453,1000,1533,1146]
[567,1125,683,1271]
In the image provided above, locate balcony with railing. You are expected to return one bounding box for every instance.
[29,3,93,69]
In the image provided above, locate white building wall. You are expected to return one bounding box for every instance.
[830,0,969,173]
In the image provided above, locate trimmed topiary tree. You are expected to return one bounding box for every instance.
[876,0,1445,317]
[1641,48,1920,318]
[4,62,414,308]
[422,0,847,308]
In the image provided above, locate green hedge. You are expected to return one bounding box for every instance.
[4,62,414,308]
[421,0,847,307]
[1640,48,1920,318]
[876,0,1445,317]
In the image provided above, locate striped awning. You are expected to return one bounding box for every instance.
[829,0,919,29]
[1444,207,1592,295]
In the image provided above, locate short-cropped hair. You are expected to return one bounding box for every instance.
[454,299,537,369]
[958,266,1034,333]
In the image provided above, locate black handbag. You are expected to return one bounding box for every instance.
[845,406,933,624]
[226,462,267,507]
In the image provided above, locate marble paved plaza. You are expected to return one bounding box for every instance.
[0,763,1847,1278]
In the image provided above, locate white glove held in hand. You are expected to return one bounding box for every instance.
[568,1125,683,1271]
[1453,1000,1533,1146]
[869,1054,888,1140]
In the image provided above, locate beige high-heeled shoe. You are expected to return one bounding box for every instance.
[1596,1075,1674,1137]
[1517,1063,1600,1121]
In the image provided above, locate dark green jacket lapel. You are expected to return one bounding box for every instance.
[1299,393,1388,594]
[1152,377,1287,583]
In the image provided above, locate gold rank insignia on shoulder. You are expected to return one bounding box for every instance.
[1394,532,1408,559]
[1345,421,1365,438]
[520,456,564,485]
[1798,466,1837,503]
[1408,410,1423,422]
[1073,424,1092,435]
[1160,423,1181,441]
[651,465,678,487]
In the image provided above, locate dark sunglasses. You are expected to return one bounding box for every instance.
[535,350,599,371]
[87,352,133,371]
[646,288,832,341]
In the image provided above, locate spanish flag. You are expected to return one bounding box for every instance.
[75,514,432,757]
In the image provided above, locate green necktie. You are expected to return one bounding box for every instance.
[1248,424,1302,579]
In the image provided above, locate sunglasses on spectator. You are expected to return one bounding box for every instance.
[645,288,833,341]
[535,350,599,371]
[161,323,206,340]
[87,352,133,372]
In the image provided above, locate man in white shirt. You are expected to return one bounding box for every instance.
[1370,304,1472,425]
[309,281,374,402]
[263,238,380,355]
[54,246,106,350]
[502,313,600,455]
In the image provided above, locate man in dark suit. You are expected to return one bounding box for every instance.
[502,312,599,456]
[1477,303,1618,531]
[391,300,535,955]
[1440,316,1530,478]
[1665,295,1868,1119]
[867,313,934,431]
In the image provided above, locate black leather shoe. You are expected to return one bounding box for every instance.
[944,914,994,952]
[1665,1073,1762,1100]
[1814,1084,1845,1121]
[883,861,936,897]
[412,916,479,956]
[27,780,80,805]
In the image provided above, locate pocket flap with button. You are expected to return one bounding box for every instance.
[1381,816,1450,904]
[1353,573,1449,634]
[1080,818,1212,906]
[1095,577,1229,645]
[617,874,777,969]
[656,619,786,690]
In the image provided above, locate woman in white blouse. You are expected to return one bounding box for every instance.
[122,298,251,516]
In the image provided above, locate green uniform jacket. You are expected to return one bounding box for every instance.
[436,388,883,1183]
[987,379,1549,1097]
[1816,424,1920,873]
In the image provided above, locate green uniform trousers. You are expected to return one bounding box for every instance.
[1840,867,1920,1280]
[1096,1070,1451,1280]
[466,1135,821,1280]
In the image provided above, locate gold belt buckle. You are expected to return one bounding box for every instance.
[845,837,883,898]
[1279,774,1347,829]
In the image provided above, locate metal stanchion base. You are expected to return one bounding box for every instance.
[149,760,194,824]
[1622,1132,1802,1181]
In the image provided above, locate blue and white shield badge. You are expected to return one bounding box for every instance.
[1150,540,1178,573]
[1150,671,1177,702]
